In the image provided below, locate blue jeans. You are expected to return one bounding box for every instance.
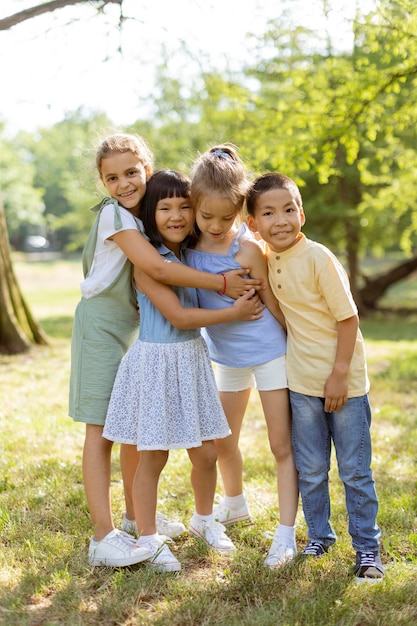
[290,392,381,552]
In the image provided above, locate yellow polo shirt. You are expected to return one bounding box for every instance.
[266,234,369,397]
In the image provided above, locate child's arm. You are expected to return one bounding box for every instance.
[236,239,287,330]
[323,315,359,412]
[136,269,265,329]
[112,229,263,298]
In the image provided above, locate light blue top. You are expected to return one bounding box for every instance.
[185,224,287,367]
[138,243,200,344]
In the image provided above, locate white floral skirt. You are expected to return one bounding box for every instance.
[103,336,231,450]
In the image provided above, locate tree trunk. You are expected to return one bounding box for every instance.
[359,255,417,311]
[0,201,48,354]
[345,218,363,311]
[337,172,365,312]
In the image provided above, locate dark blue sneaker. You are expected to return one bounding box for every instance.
[354,551,384,583]
[302,540,328,557]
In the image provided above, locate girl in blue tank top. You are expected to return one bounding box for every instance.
[185,144,299,569]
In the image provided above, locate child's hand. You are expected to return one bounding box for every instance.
[323,370,348,412]
[224,269,265,299]
[232,289,265,320]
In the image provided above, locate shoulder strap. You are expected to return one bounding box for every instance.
[82,198,123,277]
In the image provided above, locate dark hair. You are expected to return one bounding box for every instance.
[140,170,191,247]
[246,173,303,216]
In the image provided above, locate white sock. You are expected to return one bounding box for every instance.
[194,512,215,523]
[137,533,158,546]
[275,523,296,545]
[223,493,246,509]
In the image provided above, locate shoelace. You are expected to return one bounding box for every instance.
[202,520,227,542]
[358,552,376,567]
[118,530,137,545]
[303,541,324,555]
[149,536,174,560]
[110,530,138,550]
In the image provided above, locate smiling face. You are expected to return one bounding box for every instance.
[100,151,148,216]
[247,187,305,253]
[155,195,194,256]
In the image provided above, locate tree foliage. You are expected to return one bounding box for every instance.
[139,0,417,311]
[19,109,117,250]
[0,0,123,354]
[1,0,417,354]
[0,132,45,248]
[236,0,417,308]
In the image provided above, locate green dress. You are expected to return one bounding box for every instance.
[69,199,139,425]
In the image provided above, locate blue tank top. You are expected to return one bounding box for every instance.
[138,244,200,344]
[185,224,286,367]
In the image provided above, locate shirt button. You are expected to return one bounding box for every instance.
[276,256,280,260]
[277,284,282,289]
[277,269,281,273]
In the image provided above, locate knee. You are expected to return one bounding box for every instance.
[297,465,328,485]
[269,439,292,463]
[202,446,218,468]
[192,442,218,470]
[339,463,372,486]
[269,443,292,464]
[143,450,169,472]
[215,436,239,460]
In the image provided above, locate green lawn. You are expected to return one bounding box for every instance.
[0,257,416,625]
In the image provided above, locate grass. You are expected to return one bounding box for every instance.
[0,256,416,625]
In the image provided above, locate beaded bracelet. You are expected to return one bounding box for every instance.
[218,273,227,296]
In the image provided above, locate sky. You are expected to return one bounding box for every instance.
[0,0,374,134]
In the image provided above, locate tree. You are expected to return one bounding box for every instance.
[0,133,45,249]
[0,0,122,31]
[238,0,417,311]
[22,109,115,251]
[0,198,48,353]
[0,0,124,354]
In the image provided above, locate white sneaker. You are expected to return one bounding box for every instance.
[143,535,181,572]
[189,513,236,554]
[122,513,138,536]
[263,531,297,568]
[156,512,186,538]
[122,512,186,539]
[212,493,251,525]
[88,529,152,567]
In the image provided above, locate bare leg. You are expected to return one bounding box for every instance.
[120,443,140,520]
[83,424,114,540]
[188,441,218,515]
[259,389,299,526]
[215,389,251,496]
[133,450,168,536]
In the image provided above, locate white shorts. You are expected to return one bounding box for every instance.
[214,355,287,392]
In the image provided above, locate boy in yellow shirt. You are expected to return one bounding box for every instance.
[246,172,384,583]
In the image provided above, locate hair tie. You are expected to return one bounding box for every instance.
[211,148,234,161]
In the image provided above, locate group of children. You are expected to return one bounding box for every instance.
[69,133,384,583]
